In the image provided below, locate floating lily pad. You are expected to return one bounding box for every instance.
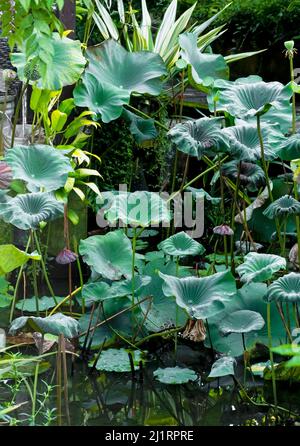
[91,348,145,372]
[153,366,197,384]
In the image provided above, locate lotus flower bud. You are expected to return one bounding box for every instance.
[213,224,234,236]
[285,40,295,52]
[56,248,78,265]
[289,243,299,266]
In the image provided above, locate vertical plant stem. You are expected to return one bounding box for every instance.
[257,115,283,251]
[230,163,241,274]
[33,230,57,304]
[174,256,180,362]
[10,80,29,148]
[267,302,278,413]
[131,227,137,325]
[289,54,297,135]
[10,232,31,322]
[294,183,300,270]
[31,362,39,425]
[73,236,84,313]
[56,336,62,426]
[31,231,39,317]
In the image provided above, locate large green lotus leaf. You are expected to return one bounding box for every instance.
[269,131,300,161]
[74,39,166,123]
[236,253,286,284]
[158,231,205,257]
[85,39,167,94]
[205,282,293,357]
[11,33,86,90]
[179,33,229,88]
[5,144,73,192]
[159,270,236,320]
[265,273,300,303]
[15,296,65,313]
[99,191,171,227]
[168,117,228,159]
[208,356,236,378]
[223,122,281,162]
[123,110,158,143]
[222,160,265,192]
[0,245,40,275]
[80,282,111,307]
[0,192,64,230]
[9,314,79,338]
[91,348,144,372]
[79,230,133,280]
[263,195,300,219]
[73,73,129,123]
[108,275,151,298]
[209,76,293,119]
[154,366,197,384]
[218,310,265,335]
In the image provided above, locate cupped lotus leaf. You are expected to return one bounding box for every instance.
[208,356,236,378]
[269,131,300,161]
[209,76,293,119]
[159,270,236,320]
[5,144,73,192]
[9,314,79,338]
[123,110,157,143]
[223,122,281,161]
[263,195,300,219]
[168,117,228,159]
[100,191,171,227]
[265,272,300,303]
[91,348,144,372]
[205,282,293,357]
[222,161,265,192]
[73,73,129,123]
[158,231,205,257]
[219,310,265,335]
[0,192,64,230]
[179,33,229,88]
[153,366,197,384]
[236,253,286,284]
[11,33,86,90]
[74,39,166,123]
[15,296,65,313]
[0,245,40,275]
[79,230,133,280]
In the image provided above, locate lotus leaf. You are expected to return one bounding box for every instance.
[208,356,236,378]
[16,296,65,313]
[218,310,265,335]
[91,348,144,372]
[153,366,197,384]
[9,314,79,338]
[236,253,286,283]
[0,192,64,230]
[265,273,300,303]
[5,144,73,192]
[158,231,205,257]
[263,195,300,219]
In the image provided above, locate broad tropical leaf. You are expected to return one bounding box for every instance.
[179,32,229,88]
[79,230,133,280]
[123,110,157,143]
[153,366,197,384]
[11,33,86,90]
[9,314,79,338]
[236,253,286,283]
[5,144,73,192]
[0,245,40,275]
[16,296,64,312]
[158,231,205,257]
[0,192,64,230]
[159,270,236,319]
[219,310,265,335]
[269,131,300,161]
[74,39,167,123]
[168,117,228,159]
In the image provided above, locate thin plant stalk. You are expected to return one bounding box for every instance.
[33,230,57,304]
[288,51,297,135]
[230,162,241,275]
[294,183,300,270]
[131,227,137,326]
[174,256,180,361]
[10,233,31,322]
[267,302,278,414]
[10,80,29,148]
[31,231,40,316]
[73,236,84,313]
